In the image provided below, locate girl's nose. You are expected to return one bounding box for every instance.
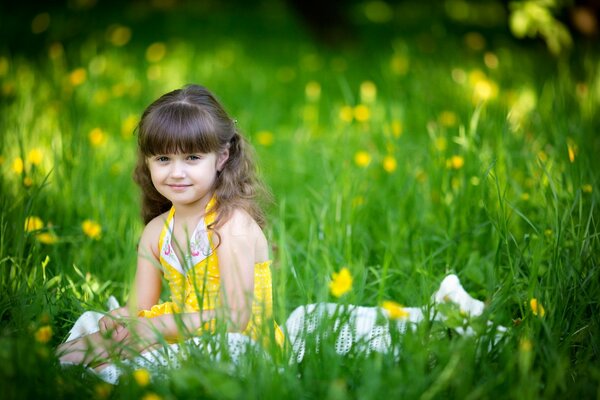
[170,161,186,178]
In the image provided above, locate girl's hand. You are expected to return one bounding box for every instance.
[98,306,130,334]
[111,317,160,354]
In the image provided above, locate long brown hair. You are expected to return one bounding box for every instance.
[133,84,269,228]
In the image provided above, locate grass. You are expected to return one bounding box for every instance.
[1,1,599,398]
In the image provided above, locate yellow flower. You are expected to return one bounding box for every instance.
[256,131,274,147]
[141,393,162,400]
[108,25,132,47]
[36,232,58,244]
[27,148,44,166]
[339,106,354,123]
[382,155,397,173]
[567,139,577,163]
[133,368,151,387]
[69,68,87,86]
[360,81,377,103]
[35,325,52,343]
[582,184,592,193]
[89,128,106,147]
[82,219,102,240]
[305,81,321,102]
[146,42,166,63]
[447,155,464,170]
[121,114,138,139]
[529,298,545,317]
[390,120,402,138]
[94,383,112,399]
[381,300,409,320]
[23,176,34,187]
[354,151,371,168]
[439,111,457,127]
[25,216,44,232]
[12,157,24,174]
[353,105,371,122]
[329,267,353,298]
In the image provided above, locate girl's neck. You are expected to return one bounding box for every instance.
[172,192,214,221]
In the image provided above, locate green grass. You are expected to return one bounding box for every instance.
[1,1,599,398]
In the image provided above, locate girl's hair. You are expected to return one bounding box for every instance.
[133,84,269,228]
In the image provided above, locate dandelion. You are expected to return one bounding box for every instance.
[567,139,577,163]
[120,114,138,139]
[256,131,274,147]
[529,298,545,317]
[360,81,377,103]
[27,148,44,166]
[12,157,24,174]
[390,120,403,137]
[69,68,87,86]
[24,176,34,187]
[473,79,498,102]
[89,128,106,147]
[37,232,58,244]
[353,105,371,122]
[35,325,52,343]
[305,81,321,102]
[141,393,162,400]
[447,155,464,170]
[82,219,102,240]
[133,368,151,387]
[439,111,457,127]
[383,155,397,173]
[339,106,354,123]
[354,151,371,168]
[107,25,132,47]
[25,216,44,232]
[582,184,592,193]
[329,267,353,298]
[146,42,167,63]
[381,300,409,320]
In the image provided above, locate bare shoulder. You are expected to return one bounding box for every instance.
[139,211,169,256]
[218,208,269,260]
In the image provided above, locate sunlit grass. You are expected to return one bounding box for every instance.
[1,1,599,399]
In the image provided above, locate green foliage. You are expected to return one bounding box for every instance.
[0,1,599,399]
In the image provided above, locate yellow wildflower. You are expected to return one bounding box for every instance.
[329,267,353,298]
[567,139,577,163]
[141,393,162,400]
[37,232,58,244]
[354,151,371,168]
[12,157,24,174]
[94,383,112,399]
[390,120,402,137]
[353,105,371,122]
[473,79,498,102]
[447,155,464,170]
[121,114,138,139]
[35,325,52,343]
[439,111,457,127]
[25,216,44,232]
[89,128,106,147]
[82,220,102,240]
[256,131,274,147]
[69,68,87,86]
[23,176,34,187]
[339,106,354,123]
[360,81,377,103]
[383,155,397,173]
[133,368,151,387]
[305,81,321,102]
[529,298,545,317]
[381,300,409,320]
[146,42,166,63]
[27,148,44,166]
[107,25,132,47]
[582,184,592,193]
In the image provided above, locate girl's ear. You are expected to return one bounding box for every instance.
[216,149,229,171]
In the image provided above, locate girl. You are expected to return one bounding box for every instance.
[58,84,284,374]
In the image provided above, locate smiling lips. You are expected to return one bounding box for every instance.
[168,184,191,191]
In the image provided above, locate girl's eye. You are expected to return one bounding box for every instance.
[156,156,169,162]
[187,154,202,161]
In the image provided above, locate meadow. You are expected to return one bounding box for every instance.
[0,1,599,398]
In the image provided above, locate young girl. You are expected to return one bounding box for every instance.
[58,84,284,374]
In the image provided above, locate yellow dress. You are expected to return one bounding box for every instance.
[138,197,284,346]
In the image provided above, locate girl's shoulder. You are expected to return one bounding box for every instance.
[139,211,170,252]
[218,207,264,238]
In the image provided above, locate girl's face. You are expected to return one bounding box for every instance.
[147,150,229,210]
